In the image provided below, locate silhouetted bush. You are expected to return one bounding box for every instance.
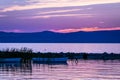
[0,48,120,60]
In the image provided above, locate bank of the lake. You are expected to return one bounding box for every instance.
[0,48,120,60]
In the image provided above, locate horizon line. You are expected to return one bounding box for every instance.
[0,29,120,33]
[1,27,120,33]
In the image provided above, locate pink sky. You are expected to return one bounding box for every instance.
[0,0,120,32]
[50,27,120,33]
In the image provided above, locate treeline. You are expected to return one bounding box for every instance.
[0,48,120,60]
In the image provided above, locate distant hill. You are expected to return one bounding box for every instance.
[0,30,120,43]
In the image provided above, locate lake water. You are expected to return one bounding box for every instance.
[0,43,120,80]
[0,43,120,53]
[0,60,120,80]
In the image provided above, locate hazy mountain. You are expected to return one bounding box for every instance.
[0,30,120,43]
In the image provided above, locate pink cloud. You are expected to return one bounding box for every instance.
[50,27,120,33]
[39,9,82,15]
[21,13,94,19]
[1,0,120,12]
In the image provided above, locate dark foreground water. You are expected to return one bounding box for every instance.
[0,43,120,53]
[0,60,120,80]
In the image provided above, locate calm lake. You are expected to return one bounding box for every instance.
[0,43,120,80]
[0,60,120,80]
[0,43,120,53]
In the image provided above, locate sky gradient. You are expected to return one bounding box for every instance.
[0,0,120,33]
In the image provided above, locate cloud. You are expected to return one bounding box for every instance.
[27,0,120,4]
[50,27,120,33]
[0,15,6,17]
[0,0,120,12]
[39,9,82,15]
[21,13,94,19]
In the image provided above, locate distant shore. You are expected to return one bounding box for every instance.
[0,30,120,43]
[0,48,120,60]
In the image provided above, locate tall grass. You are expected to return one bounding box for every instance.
[0,47,33,53]
[0,47,33,59]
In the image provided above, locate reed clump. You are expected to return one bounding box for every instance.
[0,47,33,59]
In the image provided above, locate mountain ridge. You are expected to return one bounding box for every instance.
[0,30,120,43]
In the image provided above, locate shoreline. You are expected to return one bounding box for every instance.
[0,48,120,60]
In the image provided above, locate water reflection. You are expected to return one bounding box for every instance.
[0,62,32,75]
[0,60,68,75]
[0,60,120,80]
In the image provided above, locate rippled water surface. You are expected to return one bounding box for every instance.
[0,60,120,80]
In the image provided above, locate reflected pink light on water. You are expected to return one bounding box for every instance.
[4,60,118,80]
